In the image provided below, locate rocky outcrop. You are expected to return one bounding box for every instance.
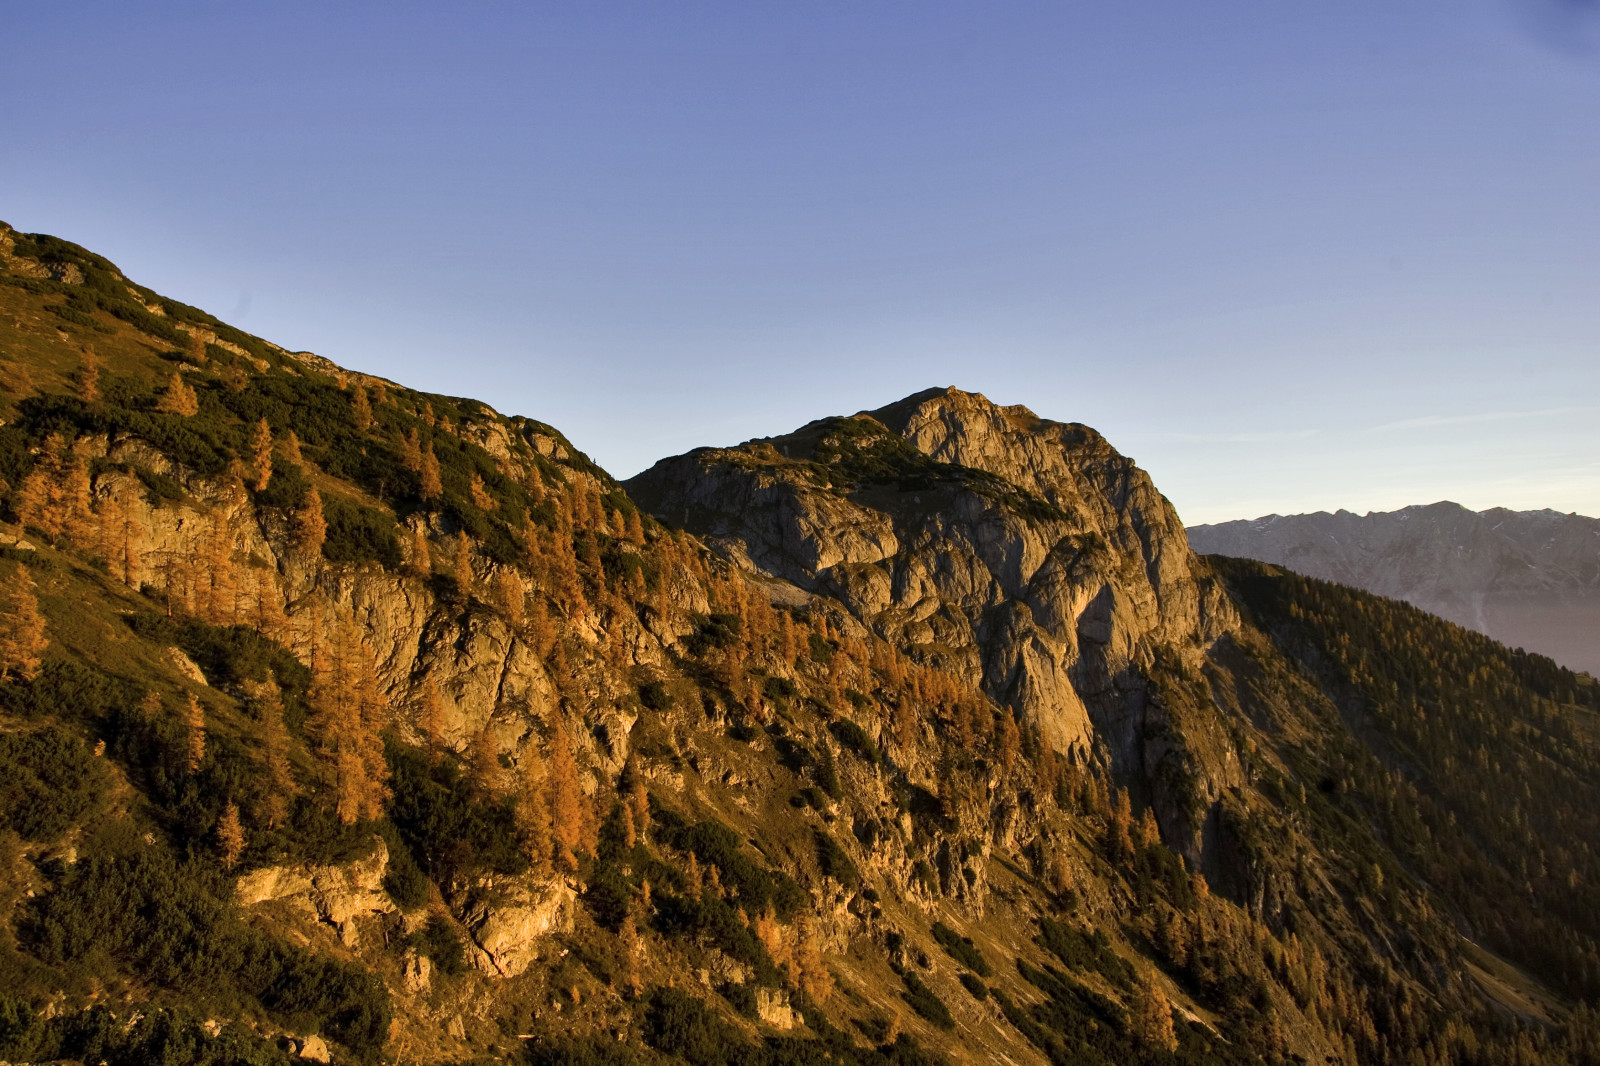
[627,389,1238,798]
[452,874,575,977]
[236,838,396,946]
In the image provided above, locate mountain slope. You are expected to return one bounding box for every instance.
[1187,503,1600,675]
[2,223,1600,1066]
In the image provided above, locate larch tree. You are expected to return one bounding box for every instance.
[216,802,246,868]
[351,384,373,431]
[1133,974,1179,1053]
[418,445,443,501]
[293,486,327,557]
[76,346,100,403]
[624,509,645,547]
[470,473,495,511]
[253,681,296,829]
[187,330,208,365]
[61,457,94,551]
[516,745,552,870]
[452,531,474,599]
[251,418,274,491]
[406,525,432,579]
[183,692,206,773]
[0,564,47,681]
[491,568,525,626]
[471,723,503,795]
[157,371,199,416]
[400,427,423,472]
[282,429,304,464]
[547,721,585,870]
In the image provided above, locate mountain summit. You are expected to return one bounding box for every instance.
[3,224,1600,1066]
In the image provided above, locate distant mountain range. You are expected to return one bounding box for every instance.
[1188,501,1600,674]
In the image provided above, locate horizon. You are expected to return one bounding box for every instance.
[5,2,1598,526]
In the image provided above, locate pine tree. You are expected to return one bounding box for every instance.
[183,692,206,773]
[76,346,100,403]
[157,371,199,416]
[351,384,373,431]
[251,418,273,491]
[548,721,585,870]
[216,802,246,868]
[293,486,327,556]
[0,564,47,681]
[419,445,443,501]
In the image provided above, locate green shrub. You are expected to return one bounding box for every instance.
[931,922,991,977]
[0,723,108,841]
[899,971,954,1031]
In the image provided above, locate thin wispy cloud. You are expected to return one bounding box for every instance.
[1369,405,1600,433]
[1138,429,1322,445]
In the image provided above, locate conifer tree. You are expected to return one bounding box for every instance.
[293,486,327,557]
[419,678,445,762]
[419,445,443,501]
[0,564,47,681]
[254,682,296,828]
[282,429,304,464]
[216,802,246,868]
[400,427,423,473]
[76,346,100,403]
[625,509,645,547]
[61,457,94,550]
[517,746,552,870]
[492,568,525,626]
[157,371,199,416]
[251,418,273,491]
[351,384,373,431]
[548,721,585,870]
[187,330,208,365]
[183,692,206,773]
[470,473,495,511]
[1133,975,1178,1052]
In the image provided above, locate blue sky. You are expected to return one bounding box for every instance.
[4,1,1597,523]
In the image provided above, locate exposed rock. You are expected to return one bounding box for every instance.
[453,874,575,977]
[236,838,394,932]
[756,987,798,1029]
[165,646,208,686]
[297,1034,331,1062]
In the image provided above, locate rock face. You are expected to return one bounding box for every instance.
[236,838,395,946]
[1188,502,1600,674]
[627,388,1243,854]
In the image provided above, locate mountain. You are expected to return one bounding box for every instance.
[1187,503,1600,675]
[2,221,1600,1066]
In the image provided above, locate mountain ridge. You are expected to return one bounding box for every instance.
[1,220,1599,1066]
[1188,501,1600,674]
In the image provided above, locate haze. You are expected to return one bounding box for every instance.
[4,2,1597,525]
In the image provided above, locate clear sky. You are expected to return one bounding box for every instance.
[4,2,1597,524]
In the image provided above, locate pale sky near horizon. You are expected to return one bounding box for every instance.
[4,2,1597,525]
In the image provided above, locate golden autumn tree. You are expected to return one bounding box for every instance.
[76,346,100,403]
[293,486,327,557]
[491,568,525,626]
[216,802,246,868]
[418,678,445,762]
[516,745,552,871]
[400,427,423,473]
[471,723,503,795]
[183,692,207,773]
[406,525,432,579]
[418,444,443,501]
[0,564,47,681]
[314,620,390,824]
[547,720,585,870]
[1133,974,1179,1052]
[252,681,297,829]
[350,384,373,431]
[251,418,274,491]
[470,473,495,512]
[157,371,200,416]
[282,429,304,464]
[452,531,474,598]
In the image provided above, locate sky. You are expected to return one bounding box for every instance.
[3,1,1597,525]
